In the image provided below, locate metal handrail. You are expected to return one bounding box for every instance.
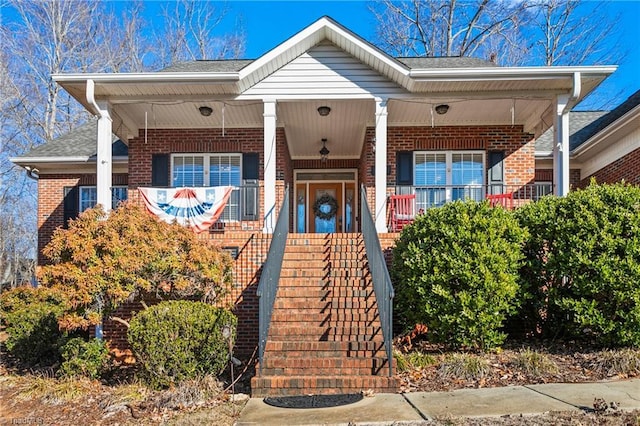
[360,184,395,377]
[256,185,289,374]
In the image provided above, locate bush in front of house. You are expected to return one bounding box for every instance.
[127,300,236,389]
[517,182,640,347]
[392,200,528,350]
[38,202,233,333]
[0,286,69,365]
[58,337,110,379]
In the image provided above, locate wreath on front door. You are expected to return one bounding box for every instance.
[313,194,338,220]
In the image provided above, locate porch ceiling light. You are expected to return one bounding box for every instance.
[435,104,449,115]
[319,138,330,162]
[317,106,331,116]
[199,106,213,117]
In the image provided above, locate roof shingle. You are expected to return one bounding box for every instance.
[19,121,127,159]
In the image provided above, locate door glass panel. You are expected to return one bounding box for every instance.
[296,185,306,233]
[345,187,354,233]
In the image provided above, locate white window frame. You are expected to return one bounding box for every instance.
[413,150,486,207]
[170,153,242,222]
[79,185,128,212]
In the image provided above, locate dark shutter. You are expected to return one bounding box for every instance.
[396,151,413,185]
[63,186,79,228]
[242,153,259,220]
[151,154,169,187]
[488,150,505,194]
[242,153,259,180]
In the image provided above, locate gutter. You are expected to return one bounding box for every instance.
[408,65,616,79]
[10,156,129,165]
[53,72,240,85]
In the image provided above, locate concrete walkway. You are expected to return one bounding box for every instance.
[235,379,639,425]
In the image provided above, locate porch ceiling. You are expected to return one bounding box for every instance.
[110,97,554,158]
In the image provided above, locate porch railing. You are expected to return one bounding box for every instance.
[256,185,289,374]
[394,183,554,211]
[360,184,395,377]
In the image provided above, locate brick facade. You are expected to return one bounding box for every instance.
[580,146,640,187]
[37,173,128,264]
[37,124,538,357]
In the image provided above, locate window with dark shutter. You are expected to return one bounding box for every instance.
[242,153,259,220]
[151,154,169,187]
[63,186,79,228]
[487,151,505,194]
[396,151,413,185]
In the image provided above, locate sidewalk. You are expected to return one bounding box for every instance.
[235,379,639,425]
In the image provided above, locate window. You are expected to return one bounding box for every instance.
[79,186,128,212]
[414,151,485,210]
[171,154,241,221]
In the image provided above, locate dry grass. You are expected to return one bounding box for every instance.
[395,350,438,372]
[17,375,100,405]
[589,348,640,377]
[512,348,559,376]
[146,374,224,410]
[439,353,490,380]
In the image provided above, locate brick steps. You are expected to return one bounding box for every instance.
[271,312,379,323]
[251,375,396,397]
[252,233,397,397]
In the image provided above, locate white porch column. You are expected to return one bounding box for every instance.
[553,94,570,196]
[375,98,388,233]
[263,99,277,233]
[95,101,113,213]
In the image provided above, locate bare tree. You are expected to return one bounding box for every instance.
[525,0,624,67]
[153,0,245,68]
[1,0,246,290]
[369,0,529,59]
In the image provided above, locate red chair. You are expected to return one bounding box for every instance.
[486,193,514,209]
[389,194,416,232]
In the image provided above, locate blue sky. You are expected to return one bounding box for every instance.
[209,0,639,109]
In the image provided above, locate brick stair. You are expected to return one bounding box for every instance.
[251,233,397,397]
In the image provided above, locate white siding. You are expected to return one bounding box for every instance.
[242,43,406,99]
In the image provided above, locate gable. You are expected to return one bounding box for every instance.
[242,42,407,99]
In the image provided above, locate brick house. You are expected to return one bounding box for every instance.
[11,17,616,396]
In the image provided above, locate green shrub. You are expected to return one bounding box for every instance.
[127,300,236,389]
[59,337,110,379]
[517,183,640,347]
[392,200,527,350]
[0,286,69,365]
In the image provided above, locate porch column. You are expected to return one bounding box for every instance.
[95,101,113,213]
[375,98,388,233]
[263,99,277,233]
[553,94,570,196]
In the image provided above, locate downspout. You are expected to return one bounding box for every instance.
[554,72,581,196]
[86,79,101,116]
[24,166,40,180]
[86,78,108,341]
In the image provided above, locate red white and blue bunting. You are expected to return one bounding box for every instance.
[138,186,233,233]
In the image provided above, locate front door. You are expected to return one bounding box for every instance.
[294,170,357,233]
[309,183,342,233]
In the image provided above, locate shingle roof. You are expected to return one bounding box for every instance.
[535,111,608,153]
[396,57,497,69]
[536,89,640,153]
[20,121,127,159]
[159,60,254,73]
